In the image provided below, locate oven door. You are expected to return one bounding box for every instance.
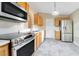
[12,40,34,56]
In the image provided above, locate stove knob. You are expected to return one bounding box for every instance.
[15,40,18,44]
[12,48,15,50]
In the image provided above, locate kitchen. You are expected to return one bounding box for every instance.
[0,2,79,56]
[0,2,44,56]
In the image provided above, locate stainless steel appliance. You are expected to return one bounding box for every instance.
[11,33,34,56]
[61,20,73,42]
[0,2,27,22]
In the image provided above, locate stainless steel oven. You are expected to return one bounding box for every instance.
[11,34,34,56]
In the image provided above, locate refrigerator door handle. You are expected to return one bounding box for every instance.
[63,26,66,30]
[64,26,66,30]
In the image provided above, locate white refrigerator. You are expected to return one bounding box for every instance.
[61,20,73,42]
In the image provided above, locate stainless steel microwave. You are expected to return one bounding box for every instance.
[0,2,27,22]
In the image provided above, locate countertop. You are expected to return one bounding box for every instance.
[0,40,10,46]
[0,32,34,39]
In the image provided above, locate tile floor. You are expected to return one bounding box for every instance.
[33,38,79,56]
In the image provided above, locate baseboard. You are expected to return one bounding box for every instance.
[44,38,55,39]
[74,41,79,47]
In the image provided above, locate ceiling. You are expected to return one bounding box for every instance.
[29,2,79,15]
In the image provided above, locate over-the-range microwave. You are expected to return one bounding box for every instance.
[0,2,27,22]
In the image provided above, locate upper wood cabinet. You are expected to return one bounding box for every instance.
[62,16,70,20]
[55,17,61,27]
[34,14,43,27]
[16,2,29,11]
[27,8,34,28]
[55,16,70,27]
[28,15,32,28]
[34,14,38,25]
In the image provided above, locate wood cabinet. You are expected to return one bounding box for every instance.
[55,17,61,27]
[28,15,32,28]
[0,44,9,56]
[55,16,70,27]
[62,16,70,19]
[38,16,43,26]
[16,2,29,11]
[34,14,43,27]
[27,7,35,29]
[35,32,42,50]
[34,14,38,25]
[55,31,60,40]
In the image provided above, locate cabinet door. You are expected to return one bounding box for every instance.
[16,2,29,11]
[34,14,43,27]
[35,33,39,49]
[55,19,60,27]
[55,17,61,27]
[38,16,43,26]
[0,44,9,56]
[55,31,60,40]
[35,32,42,50]
[28,18,32,28]
[28,15,32,28]
[38,32,42,45]
[34,14,38,25]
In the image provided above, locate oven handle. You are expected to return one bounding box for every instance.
[12,37,34,50]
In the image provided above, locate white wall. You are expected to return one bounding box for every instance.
[46,18,55,39]
[38,13,55,39]
[0,20,29,34]
[71,9,79,46]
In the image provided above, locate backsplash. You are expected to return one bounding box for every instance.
[0,20,29,34]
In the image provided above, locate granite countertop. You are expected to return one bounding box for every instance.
[0,40,10,46]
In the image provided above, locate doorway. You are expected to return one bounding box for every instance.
[45,18,55,39]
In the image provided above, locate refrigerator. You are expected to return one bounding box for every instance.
[61,20,73,42]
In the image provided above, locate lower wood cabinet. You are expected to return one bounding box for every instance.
[0,44,9,56]
[55,31,61,40]
[34,32,42,50]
